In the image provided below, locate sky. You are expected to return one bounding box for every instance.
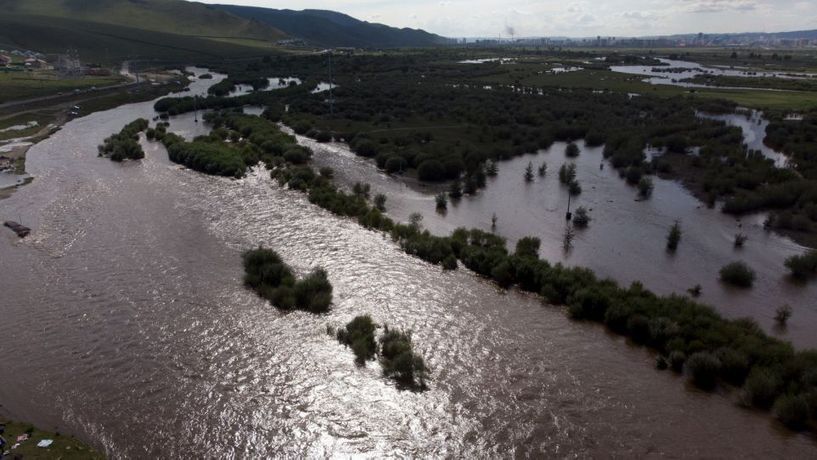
[197,0,817,38]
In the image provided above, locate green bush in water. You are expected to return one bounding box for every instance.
[337,315,378,365]
[784,250,817,280]
[669,351,686,373]
[565,142,580,158]
[666,221,681,252]
[686,352,721,391]
[242,247,333,313]
[379,326,429,389]
[743,368,783,409]
[719,261,756,288]
[716,348,750,386]
[773,394,810,430]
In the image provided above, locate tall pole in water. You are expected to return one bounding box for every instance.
[565,192,572,221]
[328,51,334,116]
[329,52,335,116]
[193,95,198,123]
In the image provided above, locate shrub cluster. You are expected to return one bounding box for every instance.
[98,118,149,162]
[785,250,817,280]
[379,326,429,390]
[336,315,378,365]
[242,247,333,313]
[719,261,756,288]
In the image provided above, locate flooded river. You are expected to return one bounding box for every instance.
[300,135,817,348]
[1,71,816,458]
[610,58,816,89]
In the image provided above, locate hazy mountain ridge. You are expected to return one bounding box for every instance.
[215,5,449,48]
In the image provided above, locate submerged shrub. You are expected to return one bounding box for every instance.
[669,351,686,373]
[719,261,756,288]
[565,142,580,158]
[568,180,582,196]
[242,247,332,313]
[573,207,590,228]
[784,250,817,280]
[775,304,793,326]
[515,237,541,259]
[716,348,750,386]
[773,394,810,430]
[337,315,378,365]
[558,163,577,185]
[524,162,534,182]
[637,177,654,199]
[293,268,333,313]
[743,368,782,409]
[666,221,682,252]
[379,326,429,389]
[442,254,458,270]
[99,118,149,162]
[686,352,721,391]
[374,194,387,212]
[435,193,448,210]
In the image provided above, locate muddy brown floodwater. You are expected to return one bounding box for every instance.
[0,70,815,458]
[297,133,817,349]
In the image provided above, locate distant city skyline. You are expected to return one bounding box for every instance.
[196,0,817,38]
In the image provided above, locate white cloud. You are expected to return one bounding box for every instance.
[682,0,757,13]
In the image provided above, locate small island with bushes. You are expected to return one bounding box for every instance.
[98,118,149,162]
[242,247,333,313]
[335,315,429,390]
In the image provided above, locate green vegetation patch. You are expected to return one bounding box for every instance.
[242,247,333,313]
[379,326,429,390]
[336,315,378,365]
[98,118,148,161]
[785,249,817,280]
[0,71,124,104]
[719,261,756,288]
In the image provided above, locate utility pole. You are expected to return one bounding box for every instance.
[328,51,334,116]
[565,193,572,221]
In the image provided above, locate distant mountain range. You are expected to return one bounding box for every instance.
[214,5,449,48]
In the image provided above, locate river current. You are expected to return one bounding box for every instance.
[0,70,815,458]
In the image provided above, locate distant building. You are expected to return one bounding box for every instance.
[24,58,49,69]
[0,55,10,66]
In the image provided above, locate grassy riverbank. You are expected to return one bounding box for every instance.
[0,71,126,104]
[0,74,189,200]
[0,418,102,459]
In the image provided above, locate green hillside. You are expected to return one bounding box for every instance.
[217,5,449,48]
[0,0,286,42]
[0,14,274,63]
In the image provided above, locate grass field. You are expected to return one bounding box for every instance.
[0,15,278,65]
[0,71,125,103]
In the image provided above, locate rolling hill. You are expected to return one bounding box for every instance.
[0,14,271,63]
[0,0,285,42]
[214,5,450,48]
